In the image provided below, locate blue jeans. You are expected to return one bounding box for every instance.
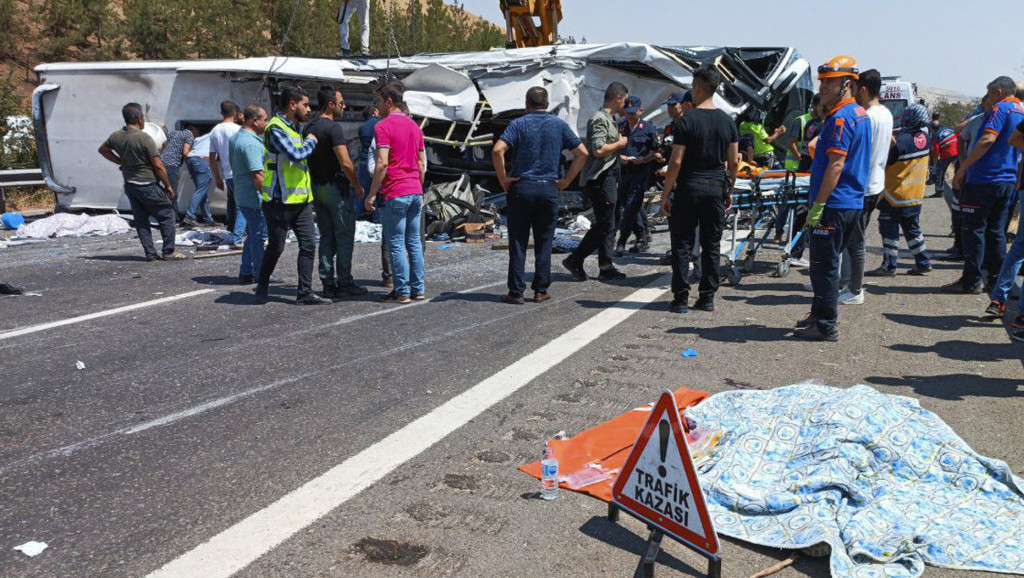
[990,194,1024,309]
[809,207,861,334]
[238,205,267,277]
[165,165,182,217]
[616,169,650,242]
[226,178,247,245]
[507,180,559,295]
[381,194,425,296]
[876,202,930,272]
[186,157,214,222]
[960,181,1013,288]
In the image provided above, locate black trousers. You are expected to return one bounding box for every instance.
[569,170,618,271]
[669,194,725,300]
[124,182,177,258]
[809,207,861,333]
[506,181,560,295]
[258,200,316,296]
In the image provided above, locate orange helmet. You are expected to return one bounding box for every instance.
[817,55,859,80]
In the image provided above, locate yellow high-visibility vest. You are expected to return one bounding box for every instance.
[262,115,312,204]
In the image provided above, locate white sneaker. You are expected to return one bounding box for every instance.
[788,257,810,268]
[838,289,864,305]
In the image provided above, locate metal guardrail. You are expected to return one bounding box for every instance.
[0,168,46,212]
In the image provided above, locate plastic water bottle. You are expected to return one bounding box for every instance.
[540,447,558,500]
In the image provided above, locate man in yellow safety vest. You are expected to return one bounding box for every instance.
[256,86,331,305]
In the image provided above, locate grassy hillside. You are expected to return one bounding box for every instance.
[0,0,505,105]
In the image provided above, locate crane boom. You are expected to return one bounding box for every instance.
[500,0,563,48]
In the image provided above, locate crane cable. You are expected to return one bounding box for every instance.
[249,0,305,108]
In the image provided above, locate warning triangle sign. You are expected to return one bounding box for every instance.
[611,390,719,555]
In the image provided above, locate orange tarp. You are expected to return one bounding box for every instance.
[518,387,708,503]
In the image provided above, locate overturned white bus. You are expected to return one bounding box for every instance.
[33,44,812,214]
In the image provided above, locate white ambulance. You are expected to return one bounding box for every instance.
[880,76,919,128]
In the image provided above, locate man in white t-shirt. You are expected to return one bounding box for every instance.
[208,100,244,247]
[841,69,894,304]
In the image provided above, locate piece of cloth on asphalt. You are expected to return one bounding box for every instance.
[16,213,130,238]
[687,383,1024,578]
[518,386,709,502]
[103,126,160,184]
[355,220,382,243]
[174,230,233,246]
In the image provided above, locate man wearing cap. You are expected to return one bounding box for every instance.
[945,76,1024,294]
[615,96,659,256]
[655,91,692,266]
[793,56,872,341]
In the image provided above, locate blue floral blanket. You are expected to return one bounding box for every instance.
[687,384,1024,577]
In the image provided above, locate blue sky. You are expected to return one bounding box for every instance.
[460,0,1023,96]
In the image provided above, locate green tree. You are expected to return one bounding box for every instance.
[38,0,117,60]
[932,98,976,128]
[123,0,189,59]
[0,0,16,59]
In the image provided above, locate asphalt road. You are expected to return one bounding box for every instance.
[1,193,1021,578]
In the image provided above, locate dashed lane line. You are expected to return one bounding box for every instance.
[0,289,216,341]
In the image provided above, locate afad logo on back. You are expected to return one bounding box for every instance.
[611,390,719,556]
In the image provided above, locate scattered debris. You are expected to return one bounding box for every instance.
[354,221,382,244]
[680,348,699,357]
[750,553,799,578]
[192,250,242,260]
[174,230,232,248]
[75,361,85,370]
[13,541,48,557]
[2,212,26,229]
[423,175,496,238]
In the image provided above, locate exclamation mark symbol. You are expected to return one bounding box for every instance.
[657,419,669,478]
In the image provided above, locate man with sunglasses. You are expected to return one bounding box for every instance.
[304,86,366,300]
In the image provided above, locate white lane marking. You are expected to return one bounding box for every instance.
[147,273,670,578]
[0,289,215,341]
[0,284,576,477]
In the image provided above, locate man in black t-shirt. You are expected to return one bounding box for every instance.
[660,66,739,313]
[304,86,365,299]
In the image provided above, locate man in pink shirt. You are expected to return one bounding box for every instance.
[364,83,427,304]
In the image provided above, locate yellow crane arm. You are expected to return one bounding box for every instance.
[500,0,563,48]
